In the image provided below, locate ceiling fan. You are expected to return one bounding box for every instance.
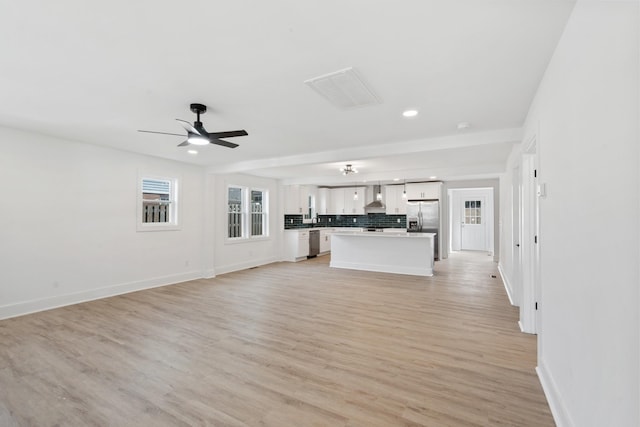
[138,103,247,149]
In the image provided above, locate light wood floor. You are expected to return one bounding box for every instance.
[0,252,554,426]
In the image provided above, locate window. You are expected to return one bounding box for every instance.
[227,185,268,240]
[464,200,481,224]
[138,175,179,231]
[228,186,243,238]
[251,190,266,237]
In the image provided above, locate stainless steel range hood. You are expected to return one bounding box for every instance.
[364,185,386,213]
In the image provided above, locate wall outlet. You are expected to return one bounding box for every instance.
[353,218,357,223]
[290,218,293,224]
[328,218,331,222]
[397,218,401,223]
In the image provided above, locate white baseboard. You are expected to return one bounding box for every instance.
[214,256,279,275]
[203,269,216,279]
[497,263,516,306]
[518,321,525,333]
[537,362,574,427]
[0,271,204,320]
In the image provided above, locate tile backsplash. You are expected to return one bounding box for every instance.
[284,214,406,229]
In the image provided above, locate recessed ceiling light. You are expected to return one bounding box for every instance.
[457,122,470,130]
[403,109,418,118]
[187,149,198,154]
[429,176,437,180]
[393,178,400,181]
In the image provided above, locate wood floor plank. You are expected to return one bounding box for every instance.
[0,252,554,426]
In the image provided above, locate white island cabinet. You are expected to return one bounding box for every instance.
[330,231,435,276]
[319,229,332,254]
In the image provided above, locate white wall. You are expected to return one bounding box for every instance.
[501,2,639,426]
[0,127,207,319]
[211,173,281,274]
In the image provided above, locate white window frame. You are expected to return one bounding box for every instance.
[137,174,180,232]
[250,188,268,238]
[226,185,269,242]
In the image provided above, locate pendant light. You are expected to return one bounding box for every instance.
[402,180,407,198]
[376,182,382,200]
[353,186,359,200]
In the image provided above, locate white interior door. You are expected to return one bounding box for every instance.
[461,198,487,250]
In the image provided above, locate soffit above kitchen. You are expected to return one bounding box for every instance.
[0,0,575,182]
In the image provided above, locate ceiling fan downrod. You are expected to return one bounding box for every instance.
[190,103,207,125]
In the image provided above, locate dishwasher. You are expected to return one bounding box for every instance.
[308,230,320,258]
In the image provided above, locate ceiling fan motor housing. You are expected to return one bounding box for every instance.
[190,103,207,115]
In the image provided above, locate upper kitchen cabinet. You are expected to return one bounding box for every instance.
[284,185,303,214]
[405,182,442,200]
[384,185,407,215]
[344,186,366,215]
[317,187,331,215]
[330,187,345,214]
[330,187,366,215]
[284,185,316,219]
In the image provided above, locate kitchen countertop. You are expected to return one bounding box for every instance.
[331,231,434,238]
[284,227,407,232]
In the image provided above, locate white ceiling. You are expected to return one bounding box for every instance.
[0,0,575,185]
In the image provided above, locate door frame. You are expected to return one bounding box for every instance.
[511,164,522,307]
[520,134,540,335]
[449,188,494,255]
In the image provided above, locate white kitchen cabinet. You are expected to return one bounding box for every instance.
[284,185,313,216]
[284,185,302,214]
[384,185,407,215]
[284,229,310,261]
[330,188,345,214]
[317,188,330,215]
[319,228,332,253]
[339,187,366,214]
[405,182,442,200]
[327,187,366,215]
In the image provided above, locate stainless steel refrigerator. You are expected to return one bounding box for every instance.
[406,200,440,260]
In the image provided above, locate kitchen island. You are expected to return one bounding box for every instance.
[330,231,435,277]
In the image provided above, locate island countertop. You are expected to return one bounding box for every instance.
[331,231,435,238]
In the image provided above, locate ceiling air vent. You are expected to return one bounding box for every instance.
[304,67,381,109]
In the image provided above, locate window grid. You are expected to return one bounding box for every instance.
[228,187,243,238]
[251,190,264,237]
[228,186,268,240]
[464,200,482,225]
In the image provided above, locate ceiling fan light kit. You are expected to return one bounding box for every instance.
[138,103,248,149]
[187,135,210,146]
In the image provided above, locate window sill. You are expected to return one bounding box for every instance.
[137,223,181,232]
[225,236,271,245]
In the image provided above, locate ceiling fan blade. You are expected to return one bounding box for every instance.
[208,130,248,139]
[176,119,202,135]
[210,138,239,149]
[177,140,190,147]
[138,130,185,137]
